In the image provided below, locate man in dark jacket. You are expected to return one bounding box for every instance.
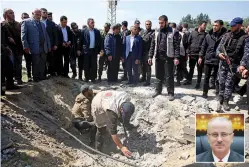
[198,20,227,98]
[148,15,180,101]
[98,23,111,82]
[41,8,58,78]
[70,22,82,79]
[3,8,23,84]
[217,17,247,111]
[183,21,207,89]
[104,24,123,83]
[120,21,131,81]
[140,20,155,86]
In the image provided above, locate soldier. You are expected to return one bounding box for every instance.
[98,23,111,82]
[216,17,247,111]
[47,12,53,21]
[148,15,180,100]
[140,20,155,86]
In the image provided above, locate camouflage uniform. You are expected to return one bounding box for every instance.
[216,31,247,105]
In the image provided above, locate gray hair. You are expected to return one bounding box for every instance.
[207,117,233,132]
[3,8,13,19]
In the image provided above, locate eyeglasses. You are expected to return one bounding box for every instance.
[207,133,233,138]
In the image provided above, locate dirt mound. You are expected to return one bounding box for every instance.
[1,77,249,167]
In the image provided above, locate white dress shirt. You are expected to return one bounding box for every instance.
[212,150,230,162]
[130,35,135,52]
[89,30,95,48]
[61,27,68,42]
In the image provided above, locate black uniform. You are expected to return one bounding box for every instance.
[149,26,180,97]
[120,29,131,80]
[199,27,227,96]
[185,30,207,87]
[140,29,155,85]
[1,23,15,93]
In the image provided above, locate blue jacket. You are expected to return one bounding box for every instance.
[104,33,123,58]
[77,28,102,55]
[21,18,51,54]
[123,35,142,60]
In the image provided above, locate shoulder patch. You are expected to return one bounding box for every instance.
[104,92,113,97]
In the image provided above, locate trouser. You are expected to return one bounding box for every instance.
[84,49,98,81]
[32,52,47,80]
[140,54,151,83]
[155,57,174,95]
[98,55,106,77]
[70,55,77,76]
[247,78,249,112]
[47,50,56,76]
[176,56,188,81]
[107,55,120,82]
[1,54,15,90]
[219,63,234,101]
[56,47,70,76]
[13,51,23,81]
[78,56,84,79]
[126,53,139,84]
[188,56,204,84]
[203,64,219,94]
[238,81,247,96]
[24,53,32,78]
[122,62,127,78]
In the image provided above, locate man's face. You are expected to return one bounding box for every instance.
[32,10,41,20]
[145,21,152,30]
[134,23,140,29]
[60,19,67,27]
[159,19,167,29]
[47,15,52,21]
[131,27,139,35]
[21,14,29,20]
[213,22,221,32]
[104,26,110,33]
[88,19,95,29]
[114,27,121,34]
[72,25,79,33]
[199,23,207,31]
[207,121,234,154]
[122,25,126,31]
[231,24,241,32]
[41,10,47,19]
[6,9,15,20]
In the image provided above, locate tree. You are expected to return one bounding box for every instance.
[180,13,211,28]
[180,14,195,28]
[243,17,249,27]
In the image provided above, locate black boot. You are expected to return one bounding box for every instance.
[202,92,208,99]
[72,72,77,79]
[139,77,146,83]
[98,76,102,82]
[176,81,181,86]
[195,83,200,89]
[168,94,175,101]
[120,75,128,81]
[223,100,230,111]
[152,81,162,98]
[216,96,224,112]
[183,79,191,85]
[1,89,5,96]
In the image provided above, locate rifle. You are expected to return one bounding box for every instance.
[220,45,234,74]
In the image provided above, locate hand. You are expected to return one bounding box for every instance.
[198,58,202,65]
[67,41,71,46]
[99,50,104,57]
[238,66,246,73]
[242,69,249,78]
[8,37,16,44]
[53,46,58,50]
[219,53,226,60]
[148,58,152,65]
[77,51,81,57]
[174,58,179,65]
[121,146,132,158]
[6,47,12,56]
[135,59,139,65]
[62,43,67,47]
[108,56,112,61]
[24,48,30,54]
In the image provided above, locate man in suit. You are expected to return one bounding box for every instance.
[56,16,72,78]
[40,8,58,77]
[196,117,244,162]
[77,18,102,83]
[21,9,51,82]
[123,26,142,86]
[3,8,24,84]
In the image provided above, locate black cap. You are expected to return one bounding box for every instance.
[104,23,111,28]
[122,21,128,27]
[47,12,52,16]
[71,22,77,28]
[134,20,140,24]
[121,102,135,125]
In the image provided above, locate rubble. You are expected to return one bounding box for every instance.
[179,152,190,160]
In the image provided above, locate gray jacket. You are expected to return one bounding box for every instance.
[21,18,51,54]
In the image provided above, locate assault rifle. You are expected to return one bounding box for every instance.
[220,45,234,75]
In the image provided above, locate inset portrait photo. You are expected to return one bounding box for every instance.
[195,113,245,163]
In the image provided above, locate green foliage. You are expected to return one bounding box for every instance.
[180,13,211,28]
[243,17,249,27]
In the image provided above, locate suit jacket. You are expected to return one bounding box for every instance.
[123,35,142,60]
[57,25,73,47]
[196,150,244,162]
[21,18,51,55]
[45,19,58,47]
[104,33,123,58]
[77,28,102,55]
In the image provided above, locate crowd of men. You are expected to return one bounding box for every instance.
[1,8,249,112]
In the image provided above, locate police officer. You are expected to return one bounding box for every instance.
[183,21,207,89]
[70,22,82,79]
[148,15,180,101]
[140,20,155,86]
[217,17,247,111]
[98,23,111,82]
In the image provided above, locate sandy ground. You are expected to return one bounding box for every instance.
[1,58,249,167]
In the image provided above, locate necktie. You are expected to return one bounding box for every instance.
[218,159,223,162]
